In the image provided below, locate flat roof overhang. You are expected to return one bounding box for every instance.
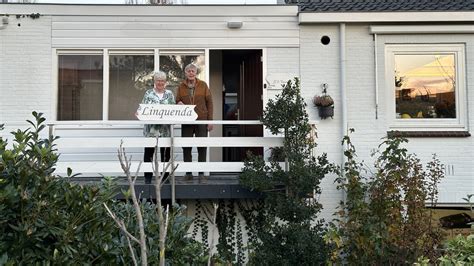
[1,3,298,17]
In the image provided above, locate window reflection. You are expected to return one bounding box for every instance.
[395,54,456,119]
[109,54,154,120]
[58,55,103,120]
[159,54,205,94]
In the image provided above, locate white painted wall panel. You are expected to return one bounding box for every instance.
[52,21,299,30]
[342,26,474,206]
[371,32,474,205]
[299,24,474,216]
[52,37,299,48]
[0,16,53,123]
[52,16,297,23]
[266,47,300,97]
[52,29,299,39]
[2,4,298,17]
[299,24,342,219]
[48,9,298,48]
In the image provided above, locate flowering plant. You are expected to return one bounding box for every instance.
[313,94,334,107]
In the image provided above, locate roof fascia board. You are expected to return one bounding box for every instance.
[1,4,298,17]
[299,12,474,23]
[370,25,474,34]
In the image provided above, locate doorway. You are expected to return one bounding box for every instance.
[221,50,263,162]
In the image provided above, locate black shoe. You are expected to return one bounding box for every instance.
[184,172,193,181]
[198,173,207,183]
[145,174,152,184]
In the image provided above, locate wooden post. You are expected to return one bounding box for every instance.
[48,124,55,139]
[170,124,176,205]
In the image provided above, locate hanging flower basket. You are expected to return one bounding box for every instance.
[317,105,334,119]
[313,93,334,119]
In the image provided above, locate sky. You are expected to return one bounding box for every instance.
[33,0,277,4]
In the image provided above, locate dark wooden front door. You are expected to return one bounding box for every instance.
[222,50,263,161]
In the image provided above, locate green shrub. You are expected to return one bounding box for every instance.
[111,201,208,265]
[0,112,120,264]
[327,131,445,265]
[439,233,474,265]
[240,78,331,264]
[438,195,474,265]
[0,112,208,264]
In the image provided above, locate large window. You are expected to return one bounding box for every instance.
[159,51,205,94]
[109,52,154,120]
[385,44,466,130]
[58,54,103,120]
[57,49,206,121]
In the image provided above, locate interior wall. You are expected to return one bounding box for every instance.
[209,50,223,162]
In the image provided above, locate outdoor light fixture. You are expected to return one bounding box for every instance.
[227,21,243,29]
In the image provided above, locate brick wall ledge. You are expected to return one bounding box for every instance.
[387,131,471,138]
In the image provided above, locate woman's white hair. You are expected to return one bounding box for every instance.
[153,71,167,81]
[184,63,198,73]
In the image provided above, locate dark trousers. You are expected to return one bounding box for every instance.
[144,147,170,183]
[182,124,207,174]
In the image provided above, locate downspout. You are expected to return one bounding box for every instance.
[374,33,379,119]
[339,23,347,201]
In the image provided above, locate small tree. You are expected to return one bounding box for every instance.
[240,78,331,264]
[104,139,208,265]
[328,132,445,264]
[105,138,179,266]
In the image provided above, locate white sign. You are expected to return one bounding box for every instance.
[136,104,198,121]
[265,73,298,90]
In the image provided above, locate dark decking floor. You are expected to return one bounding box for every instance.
[72,173,261,199]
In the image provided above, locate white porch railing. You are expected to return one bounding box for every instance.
[48,120,285,203]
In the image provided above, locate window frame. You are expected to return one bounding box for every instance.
[55,50,105,121]
[108,50,155,120]
[54,48,207,121]
[385,44,467,131]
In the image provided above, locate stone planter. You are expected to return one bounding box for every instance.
[318,106,334,119]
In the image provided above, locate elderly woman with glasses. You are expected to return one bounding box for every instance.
[140,71,175,184]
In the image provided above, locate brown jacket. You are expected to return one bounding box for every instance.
[176,78,213,120]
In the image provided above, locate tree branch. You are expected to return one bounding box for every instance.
[118,141,147,266]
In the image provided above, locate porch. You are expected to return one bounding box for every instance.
[49,120,285,203]
[71,175,261,200]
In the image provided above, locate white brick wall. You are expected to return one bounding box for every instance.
[372,33,474,204]
[0,16,52,123]
[300,24,474,218]
[265,47,300,110]
[300,24,343,218]
[267,47,299,75]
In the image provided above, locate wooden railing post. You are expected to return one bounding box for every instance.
[48,124,55,140]
[170,124,176,205]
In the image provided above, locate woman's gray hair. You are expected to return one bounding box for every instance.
[153,71,167,81]
[184,63,198,73]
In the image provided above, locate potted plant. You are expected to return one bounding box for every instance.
[313,90,334,119]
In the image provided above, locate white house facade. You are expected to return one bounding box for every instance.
[0,2,473,220]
